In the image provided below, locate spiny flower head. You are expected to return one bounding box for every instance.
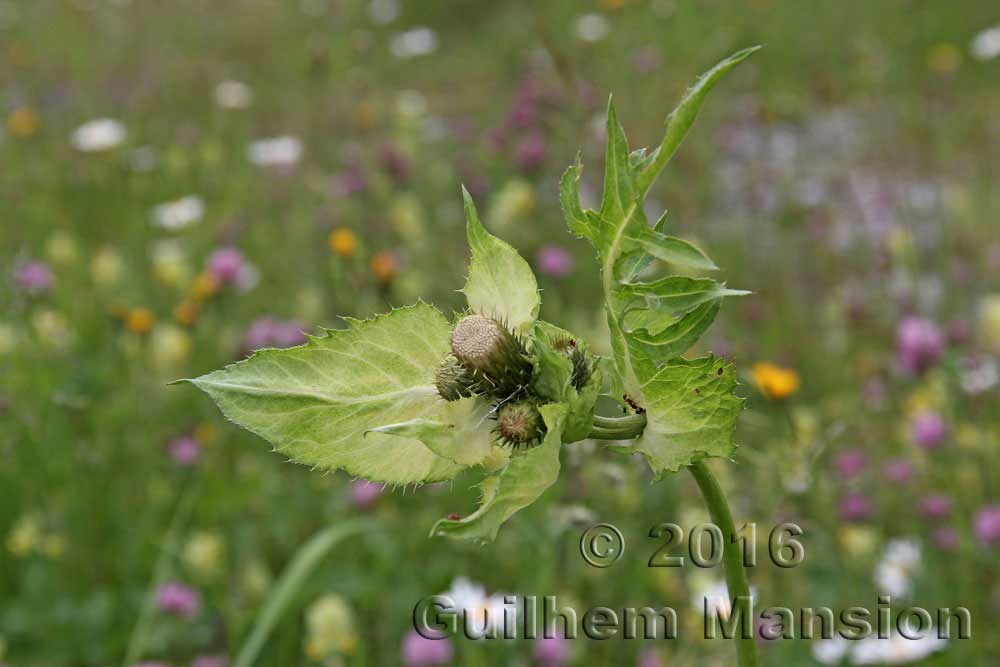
[434,355,479,402]
[494,400,544,448]
[450,314,532,398]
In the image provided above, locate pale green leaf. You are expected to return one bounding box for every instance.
[183,303,467,485]
[636,45,761,195]
[365,399,493,467]
[461,186,540,333]
[559,155,595,242]
[632,228,718,272]
[618,276,750,311]
[431,403,567,542]
[632,356,743,477]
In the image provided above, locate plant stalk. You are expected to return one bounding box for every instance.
[688,459,760,667]
[588,413,647,439]
[588,414,760,667]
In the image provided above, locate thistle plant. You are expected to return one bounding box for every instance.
[184,47,761,667]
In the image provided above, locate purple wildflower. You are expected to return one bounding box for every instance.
[242,317,307,353]
[835,450,866,480]
[167,436,200,466]
[920,494,952,520]
[207,247,245,285]
[401,630,453,666]
[350,480,383,509]
[533,634,569,667]
[933,526,958,551]
[911,411,947,450]
[973,504,1000,546]
[192,656,228,667]
[839,493,873,522]
[895,316,944,375]
[155,582,200,618]
[637,649,663,667]
[13,260,54,295]
[515,132,547,171]
[882,459,913,484]
[536,246,573,278]
[379,143,410,182]
[631,47,661,74]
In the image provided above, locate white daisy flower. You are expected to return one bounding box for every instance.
[390,27,438,59]
[690,575,757,621]
[850,632,947,665]
[970,25,1000,61]
[575,13,610,43]
[71,118,126,152]
[151,195,205,231]
[247,135,302,168]
[367,0,398,25]
[214,80,254,110]
[812,636,851,665]
[873,539,920,598]
[440,577,510,636]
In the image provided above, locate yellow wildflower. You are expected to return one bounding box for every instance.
[45,231,79,266]
[32,309,73,350]
[352,101,377,130]
[191,272,220,301]
[125,308,155,335]
[978,294,1000,348]
[151,324,192,368]
[328,228,359,258]
[6,514,42,557]
[839,526,877,560]
[184,531,226,580]
[371,251,397,284]
[90,247,125,286]
[751,362,800,400]
[42,534,66,559]
[927,43,961,74]
[193,422,217,445]
[173,301,198,327]
[6,107,41,137]
[0,323,18,356]
[305,595,358,658]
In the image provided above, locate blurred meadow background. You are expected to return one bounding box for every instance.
[2,0,1000,665]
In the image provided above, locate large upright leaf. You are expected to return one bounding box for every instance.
[558,48,758,474]
[182,303,475,485]
[431,403,567,542]
[632,356,743,478]
[461,186,540,333]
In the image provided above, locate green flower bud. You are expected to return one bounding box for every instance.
[434,355,478,401]
[450,315,532,398]
[550,335,594,391]
[494,400,544,448]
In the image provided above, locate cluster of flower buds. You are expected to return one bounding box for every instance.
[434,315,598,449]
[435,314,539,447]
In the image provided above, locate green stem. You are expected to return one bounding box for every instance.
[589,413,647,440]
[688,460,760,667]
[233,519,371,667]
[590,414,759,665]
[122,475,202,667]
